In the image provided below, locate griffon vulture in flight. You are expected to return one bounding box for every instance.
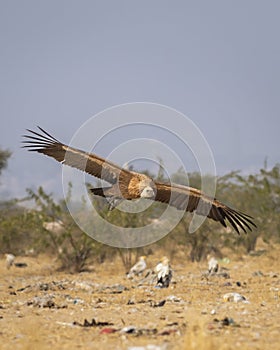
[22,127,256,234]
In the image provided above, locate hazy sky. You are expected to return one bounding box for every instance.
[0,1,279,199]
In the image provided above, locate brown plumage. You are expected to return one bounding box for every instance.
[22,127,256,234]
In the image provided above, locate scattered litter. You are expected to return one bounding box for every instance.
[17,285,32,292]
[150,300,166,308]
[100,327,118,334]
[27,295,67,308]
[56,321,75,327]
[166,295,182,303]
[121,326,137,334]
[166,322,178,326]
[223,292,249,303]
[17,281,68,293]
[72,281,95,291]
[249,250,266,256]
[128,344,167,350]
[39,281,66,291]
[202,271,230,279]
[222,282,232,287]
[74,298,83,304]
[217,272,230,279]
[158,328,178,336]
[98,284,128,294]
[126,298,168,307]
[252,271,264,277]
[73,318,114,327]
[137,269,158,286]
[214,317,239,327]
[14,262,28,268]
[27,296,55,308]
[120,326,157,335]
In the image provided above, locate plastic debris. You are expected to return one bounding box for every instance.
[202,270,230,279]
[14,262,28,268]
[73,318,113,327]
[223,292,249,303]
[97,284,128,294]
[213,317,239,327]
[17,281,68,293]
[252,270,264,277]
[120,325,137,334]
[27,295,67,308]
[120,326,157,335]
[166,295,182,303]
[158,328,178,336]
[100,327,118,334]
[222,282,232,287]
[150,300,166,308]
[128,345,167,350]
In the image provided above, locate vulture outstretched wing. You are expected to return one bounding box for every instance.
[22,127,132,185]
[23,127,256,233]
[154,182,256,234]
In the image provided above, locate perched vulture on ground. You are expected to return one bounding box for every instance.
[127,256,147,279]
[5,253,15,269]
[22,127,256,233]
[154,256,172,288]
[207,256,219,275]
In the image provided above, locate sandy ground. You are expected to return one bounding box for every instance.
[0,245,279,350]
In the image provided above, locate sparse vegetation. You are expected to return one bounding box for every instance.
[0,153,279,349]
[0,159,279,269]
[0,147,11,178]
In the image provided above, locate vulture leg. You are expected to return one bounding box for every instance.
[89,186,124,210]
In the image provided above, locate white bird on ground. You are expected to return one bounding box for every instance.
[208,256,219,275]
[127,256,147,279]
[223,292,248,303]
[43,220,64,234]
[154,256,172,288]
[5,254,15,269]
